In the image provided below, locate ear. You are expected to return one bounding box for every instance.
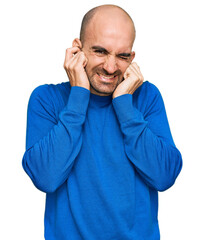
[130,51,135,62]
[72,38,82,49]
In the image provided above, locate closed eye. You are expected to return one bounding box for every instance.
[118,56,129,60]
[117,53,131,60]
[91,46,108,55]
[94,49,106,54]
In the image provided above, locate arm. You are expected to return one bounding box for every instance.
[23,44,90,193]
[112,63,182,191]
[22,85,90,193]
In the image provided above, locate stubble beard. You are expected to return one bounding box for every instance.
[89,76,122,96]
[87,68,123,96]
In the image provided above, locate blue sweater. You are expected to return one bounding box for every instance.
[22,81,182,240]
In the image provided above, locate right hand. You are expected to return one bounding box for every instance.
[63,47,90,90]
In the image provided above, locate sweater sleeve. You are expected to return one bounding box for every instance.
[22,85,90,193]
[112,83,182,192]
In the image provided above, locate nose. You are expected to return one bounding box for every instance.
[103,55,118,74]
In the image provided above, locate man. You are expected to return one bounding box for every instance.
[22,4,182,240]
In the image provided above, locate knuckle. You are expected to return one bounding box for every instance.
[65,48,70,54]
[64,61,70,68]
[64,62,68,69]
[78,51,84,58]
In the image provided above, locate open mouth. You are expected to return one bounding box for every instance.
[97,73,117,82]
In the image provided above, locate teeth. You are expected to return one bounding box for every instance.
[100,74,115,79]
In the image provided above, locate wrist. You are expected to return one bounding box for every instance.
[112,90,129,99]
[70,80,90,91]
[76,82,90,91]
[66,86,90,115]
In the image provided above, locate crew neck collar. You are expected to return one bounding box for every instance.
[90,92,112,107]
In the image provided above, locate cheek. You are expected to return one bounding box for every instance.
[119,62,130,76]
[85,56,105,73]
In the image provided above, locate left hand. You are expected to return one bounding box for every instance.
[112,62,144,99]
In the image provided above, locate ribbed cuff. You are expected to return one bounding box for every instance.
[112,94,145,124]
[66,86,90,115]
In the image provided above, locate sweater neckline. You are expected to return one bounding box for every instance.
[90,93,112,107]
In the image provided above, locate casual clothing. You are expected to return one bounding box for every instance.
[22,81,182,240]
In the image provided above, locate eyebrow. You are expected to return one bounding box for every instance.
[91,46,108,54]
[91,45,131,58]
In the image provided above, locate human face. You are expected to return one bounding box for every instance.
[81,13,135,96]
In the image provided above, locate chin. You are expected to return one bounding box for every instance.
[89,74,122,96]
[90,83,117,96]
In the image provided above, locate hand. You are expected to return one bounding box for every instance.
[63,47,90,90]
[112,62,144,99]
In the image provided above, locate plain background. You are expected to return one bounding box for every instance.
[0,0,203,239]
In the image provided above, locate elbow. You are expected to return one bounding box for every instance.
[25,170,60,193]
[154,151,183,192]
[150,175,178,192]
[154,178,176,192]
[33,179,59,193]
[29,171,60,193]
[22,157,61,194]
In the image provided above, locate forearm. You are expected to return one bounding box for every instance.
[113,94,182,191]
[23,86,90,193]
[122,123,182,191]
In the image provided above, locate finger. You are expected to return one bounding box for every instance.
[67,46,81,56]
[64,47,81,68]
[68,51,88,72]
[130,63,144,81]
[124,69,140,84]
[132,63,144,80]
[126,64,141,79]
[130,62,141,74]
[74,51,88,68]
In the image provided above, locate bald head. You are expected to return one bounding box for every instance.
[80,5,136,46]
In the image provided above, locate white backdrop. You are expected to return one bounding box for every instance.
[0,0,203,239]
